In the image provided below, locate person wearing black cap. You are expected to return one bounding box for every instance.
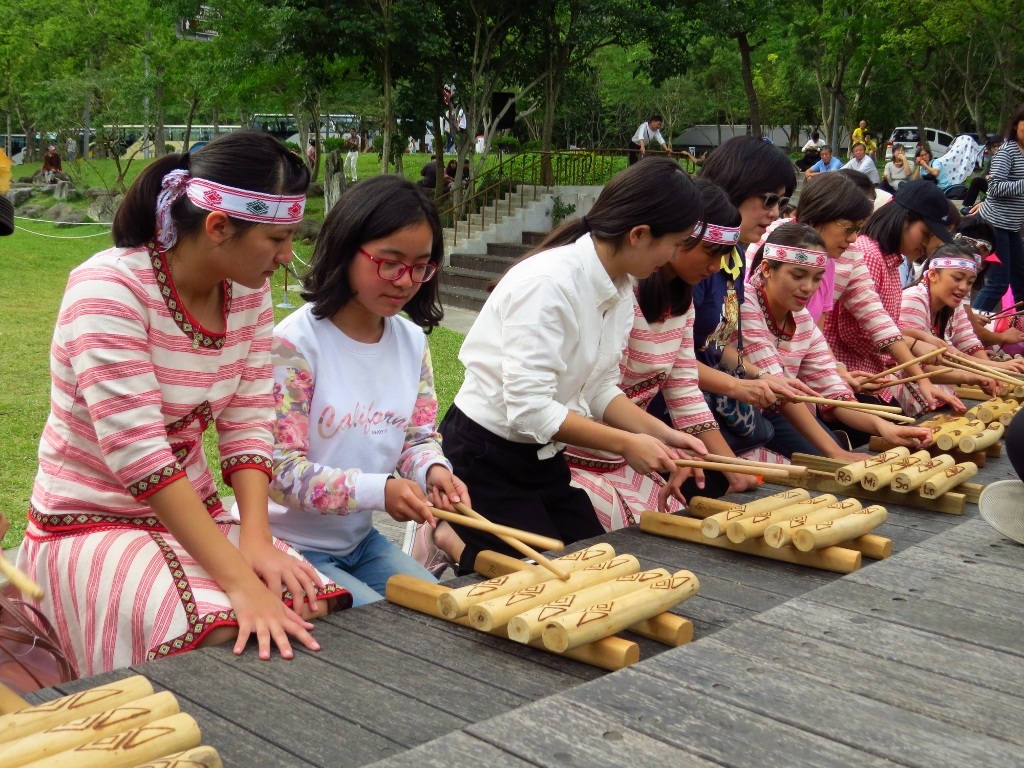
[0,194,14,237]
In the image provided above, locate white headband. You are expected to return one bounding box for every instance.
[155,170,306,249]
[930,257,977,273]
[694,221,741,245]
[762,243,829,269]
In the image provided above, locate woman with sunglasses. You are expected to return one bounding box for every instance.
[266,175,470,602]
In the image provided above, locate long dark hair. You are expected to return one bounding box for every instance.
[909,243,979,337]
[861,200,924,255]
[699,136,796,205]
[112,130,309,247]
[1005,102,1024,143]
[796,172,873,227]
[750,221,827,274]
[301,175,444,330]
[636,179,740,322]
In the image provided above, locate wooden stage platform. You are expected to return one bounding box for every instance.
[23,445,1024,766]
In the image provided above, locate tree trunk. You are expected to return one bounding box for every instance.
[541,66,561,186]
[83,94,91,162]
[213,105,220,135]
[154,67,165,157]
[182,96,199,152]
[736,33,761,138]
[323,149,346,213]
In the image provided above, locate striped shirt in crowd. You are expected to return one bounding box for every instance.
[980,140,1024,231]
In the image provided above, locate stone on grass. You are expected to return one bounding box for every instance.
[6,188,33,207]
[87,194,123,224]
[54,181,78,201]
[295,218,322,243]
[306,182,324,197]
[16,204,46,219]
[18,175,34,184]
[54,210,87,228]
[84,188,111,199]
[43,203,73,221]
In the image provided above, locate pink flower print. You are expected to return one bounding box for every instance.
[273,382,284,408]
[411,398,438,427]
[291,369,315,401]
[330,477,350,510]
[276,411,307,450]
[311,482,331,510]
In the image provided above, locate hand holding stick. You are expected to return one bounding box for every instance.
[687,453,808,476]
[875,367,954,388]
[672,459,789,478]
[858,347,946,385]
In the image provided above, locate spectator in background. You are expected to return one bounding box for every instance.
[805,145,842,178]
[913,147,939,184]
[842,142,879,184]
[629,115,673,165]
[882,144,914,193]
[345,128,361,183]
[962,136,1006,212]
[862,132,879,159]
[796,132,824,172]
[42,145,62,182]
[306,138,317,167]
[802,131,826,152]
[67,136,77,162]
[852,120,867,145]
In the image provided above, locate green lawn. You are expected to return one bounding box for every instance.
[0,213,466,548]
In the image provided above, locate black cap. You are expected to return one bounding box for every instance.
[893,180,954,244]
[0,195,13,237]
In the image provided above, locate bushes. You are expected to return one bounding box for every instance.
[282,140,302,153]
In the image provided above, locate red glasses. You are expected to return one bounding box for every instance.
[360,248,439,283]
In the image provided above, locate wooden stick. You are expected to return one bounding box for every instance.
[834,448,911,486]
[429,507,564,554]
[449,502,570,581]
[690,453,809,476]
[864,411,919,424]
[506,569,670,644]
[859,347,946,384]
[469,555,640,631]
[787,395,903,413]
[793,505,888,552]
[935,421,987,451]
[0,684,28,717]
[959,423,1004,453]
[861,450,932,490]
[386,574,640,671]
[725,494,839,543]
[0,558,43,601]
[890,454,956,492]
[921,462,979,498]
[0,676,155,745]
[987,299,1024,319]
[126,746,223,768]
[763,499,861,548]
[942,358,1023,388]
[698,489,811,538]
[21,712,200,768]
[949,352,1024,382]
[541,570,700,653]
[875,367,954,388]
[0,693,178,768]
[640,512,862,573]
[437,544,615,619]
[672,459,789,478]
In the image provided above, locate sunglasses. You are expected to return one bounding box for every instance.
[953,233,993,257]
[759,193,791,211]
[360,248,438,283]
[834,222,863,236]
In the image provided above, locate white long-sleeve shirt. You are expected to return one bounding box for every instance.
[455,233,634,458]
[631,122,667,148]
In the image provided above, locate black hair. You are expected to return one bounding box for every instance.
[945,200,962,231]
[910,243,979,336]
[915,146,932,159]
[957,214,996,243]
[796,172,873,227]
[301,175,444,331]
[811,131,820,141]
[113,130,309,248]
[635,178,740,322]
[986,135,1005,150]
[851,142,866,150]
[820,144,834,153]
[836,168,875,200]
[750,221,827,273]
[861,197,924,255]
[698,135,796,206]
[1005,102,1024,143]
[649,114,663,123]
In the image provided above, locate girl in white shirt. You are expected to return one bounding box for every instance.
[267,175,469,604]
[437,158,709,574]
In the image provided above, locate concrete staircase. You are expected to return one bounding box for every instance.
[440,232,547,311]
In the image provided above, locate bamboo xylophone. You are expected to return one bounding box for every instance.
[640,488,892,574]
[0,676,222,768]
[386,544,699,671]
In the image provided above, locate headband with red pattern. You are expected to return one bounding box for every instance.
[762,243,828,269]
[694,221,741,245]
[929,257,977,273]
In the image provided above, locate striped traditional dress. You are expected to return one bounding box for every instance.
[567,296,716,530]
[897,282,985,416]
[18,245,346,676]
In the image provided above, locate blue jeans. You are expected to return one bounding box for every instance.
[973,226,1024,311]
[301,527,438,607]
[764,409,843,458]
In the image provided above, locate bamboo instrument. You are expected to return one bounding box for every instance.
[959,422,1004,453]
[954,385,991,400]
[127,746,223,768]
[858,347,946,384]
[437,544,615,619]
[0,558,43,601]
[786,395,903,413]
[921,462,979,498]
[935,420,987,451]
[834,448,910,486]
[0,684,28,717]
[19,712,200,768]
[541,570,700,653]
[0,693,178,768]
[841,534,893,560]
[861,450,932,490]
[428,507,563,553]
[876,367,954,388]
[699,489,811,538]
[889,454,955,492]
[792,505,888,552]
[688,453,809,476]
[999,408,1019,426]
[640,512,862,573]
[473,550,532,579]
[975,400,1017,424]
[386,574,640,671]
[763,499,861,548]
[942,358,1022,388]
[506,569,670,644]
[447,502,570,581]
[469,555,640,631]
[726,494,839,543]
[0,677,155,745]
[672,459,789,478]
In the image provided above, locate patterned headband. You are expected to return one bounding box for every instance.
[156,170,306,249]
[694,221,741,245]
[762,243,828,269]
[930,257,977,273]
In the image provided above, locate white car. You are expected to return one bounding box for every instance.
[885,127,955,161]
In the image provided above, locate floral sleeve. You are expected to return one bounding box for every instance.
[397,342,451,490]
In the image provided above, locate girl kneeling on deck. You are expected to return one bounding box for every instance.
[735,223,932,460]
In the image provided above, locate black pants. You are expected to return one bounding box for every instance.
[628,141,643,165]
[1005,409,1024,480]
[963,176,988,207]
[439,405,604,576]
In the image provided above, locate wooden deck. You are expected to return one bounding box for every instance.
[23,450,1023,767]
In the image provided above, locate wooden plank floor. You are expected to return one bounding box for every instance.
[24,439,1021,767]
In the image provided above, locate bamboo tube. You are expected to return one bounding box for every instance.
[0,693,179,768]
[999,406,1021,426]
[672,459,789,478]
[787,395,903,413]
[935,420,987,451]
[386,574,640,671]
[507,569,669,643]
[793,505,888,552]
[834,448,910,486]
[889,454,955,493]
[763,498,862,548]
[436,544,615,619]
[428,508,563,553]
[840,533,893,560]
[943,359,1023,388]
[876,367,954,388]
[976,400,1017,424]
[640,512,862,574]
[19,712,200,768]
[541,570,700,653]
[726,494,838,543]
[127,746,223,768]
[0,677,155,745]
[469,555,641,631]
[449,502,570,581]
[921,462,979,498]
[697,454,808,475]
[0,684,28,716]
[473,550,531,579]
[0,559,43,601]
[699,489,811,538]
[959,422,1005,453]
[858,347,946,384]
[954,386,990,400]
[861,450,931,490]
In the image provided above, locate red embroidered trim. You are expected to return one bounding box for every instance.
[28,493,222,534]
[755,280,794,341]
[622,372,668,401]
[565,455,626,473]
[149,244,232,350]
[167,401,214,434]
[221,454,273,484]
[682,420,720,435]
[128,462,186,499]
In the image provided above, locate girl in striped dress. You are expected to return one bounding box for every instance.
[18,132,346,677]
[736,223,932,459]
